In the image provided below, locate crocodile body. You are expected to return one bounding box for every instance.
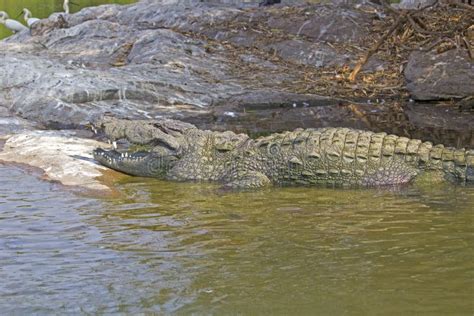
[93,117,473,188]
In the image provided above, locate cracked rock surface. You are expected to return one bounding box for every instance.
[0,0,382,128]
[1,0,472,130]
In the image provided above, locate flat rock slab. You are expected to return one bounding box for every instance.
[405,50,474,100]
[0,131,115,193]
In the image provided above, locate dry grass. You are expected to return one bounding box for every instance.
[190,2,473,101]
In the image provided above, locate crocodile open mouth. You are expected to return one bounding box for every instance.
[93,148,177,178]
[94,148,151,162]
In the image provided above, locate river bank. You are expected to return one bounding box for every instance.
[0,0,472,191]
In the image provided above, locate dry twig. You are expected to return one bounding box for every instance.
[349,14,407,82]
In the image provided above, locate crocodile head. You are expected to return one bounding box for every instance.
[92,116,196,177]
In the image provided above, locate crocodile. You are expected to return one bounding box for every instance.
[92,116,473,188]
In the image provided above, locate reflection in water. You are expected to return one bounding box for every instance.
[219,102,473,149]
[1,165,472,314]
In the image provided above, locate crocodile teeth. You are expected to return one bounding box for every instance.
[113,141,117,149]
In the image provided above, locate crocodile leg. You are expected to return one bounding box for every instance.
[223,171,271,189]
[358,159,419,186]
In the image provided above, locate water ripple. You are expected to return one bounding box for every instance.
[0,166,473,314]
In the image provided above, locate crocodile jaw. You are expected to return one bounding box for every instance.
[93,148,176,178]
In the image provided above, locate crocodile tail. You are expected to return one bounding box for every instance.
[417,142,473,183]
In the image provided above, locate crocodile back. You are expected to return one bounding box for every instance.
[253,128,472,186]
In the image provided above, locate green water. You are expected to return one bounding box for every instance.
[0,0,136,39]
[0,164,473,314]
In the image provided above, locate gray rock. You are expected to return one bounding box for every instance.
[0,0,379,127]
[0,130,114,193]
[265,5,371,43]
[268,39,351,68]
[404,49,474,100]
[0,115,36,138]
[392,0,436,9]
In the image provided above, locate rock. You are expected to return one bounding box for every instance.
[268,39,351,68]
[264,5,371,43]
[0,0,379,128]
[0,130,115,193]
[404,49,474,100]
[392,0,436,9]
[0,111,37,138]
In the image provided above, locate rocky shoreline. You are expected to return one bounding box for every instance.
[0,0,472,192]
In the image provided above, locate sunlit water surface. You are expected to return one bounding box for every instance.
[0,164,473,314]
[0,0,136,39]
